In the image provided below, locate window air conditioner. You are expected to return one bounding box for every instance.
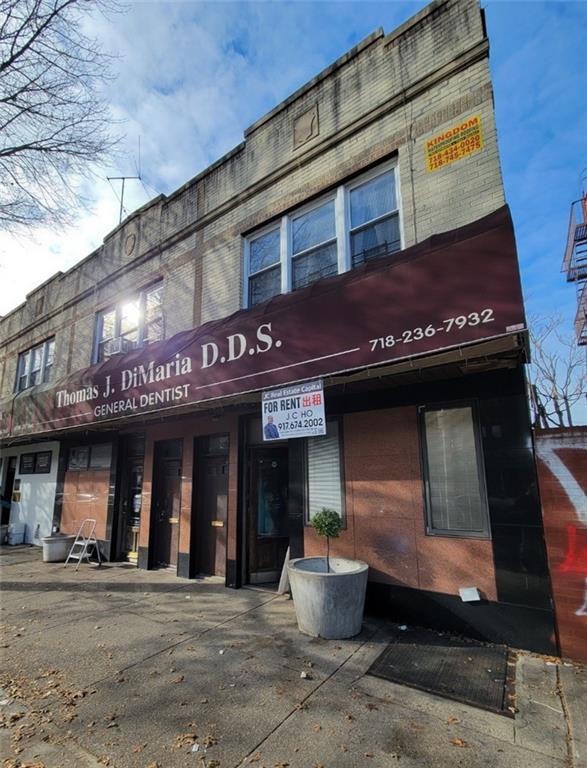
[104,337,135,356]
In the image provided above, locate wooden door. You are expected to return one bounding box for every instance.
[151,440,182,567]
[194,446,229,576]
[248,446,289,583]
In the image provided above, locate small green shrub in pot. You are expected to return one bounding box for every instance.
[311,507,343,573]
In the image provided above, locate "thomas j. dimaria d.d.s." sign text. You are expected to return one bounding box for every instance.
[0,206,525,438]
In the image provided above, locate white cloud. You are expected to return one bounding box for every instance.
[2,0,585,351]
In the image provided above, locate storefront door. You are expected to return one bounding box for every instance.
[248,446,289,583]
[193,435,229,576]
[118,461,144,562]
[151,439,182,568]
[1,457,17,525]
[114,435,145,562]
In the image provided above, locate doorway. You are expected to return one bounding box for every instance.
[151,439,182,568]
[115,435,145,562]
[1,457,17,525]
[247,445,289,584]
[192,434,229,576]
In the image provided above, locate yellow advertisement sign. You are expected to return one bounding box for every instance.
[425,115,484,172]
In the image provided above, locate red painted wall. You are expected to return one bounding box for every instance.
[536,428,587,662]
[304,406,498,600]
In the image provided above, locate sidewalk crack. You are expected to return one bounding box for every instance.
[556,665,575,768]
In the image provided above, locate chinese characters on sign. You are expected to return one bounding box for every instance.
[262,380,326,441]
[425,115,483,172]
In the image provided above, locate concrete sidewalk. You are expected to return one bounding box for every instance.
[1,546,585,768]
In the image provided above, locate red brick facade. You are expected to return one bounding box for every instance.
[305,406,497,600]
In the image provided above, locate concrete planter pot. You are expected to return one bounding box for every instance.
[287,557,368,639]
[41,534,76,563]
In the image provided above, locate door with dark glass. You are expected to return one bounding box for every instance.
[151,439,182,568]
[115,435,145,562]
[193,435,229,576]
[248,446,289,583]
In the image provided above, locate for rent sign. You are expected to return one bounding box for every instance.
[262,380,326,441]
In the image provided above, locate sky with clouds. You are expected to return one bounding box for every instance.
[1,1,585,349]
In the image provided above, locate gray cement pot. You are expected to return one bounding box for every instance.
[287,557,368,639]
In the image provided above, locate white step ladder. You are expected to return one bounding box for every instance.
[65,519,102,570]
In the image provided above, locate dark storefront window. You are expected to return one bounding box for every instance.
[420,403,489,538]
[68,444,112,471]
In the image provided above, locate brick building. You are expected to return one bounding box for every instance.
[0,0,557,652]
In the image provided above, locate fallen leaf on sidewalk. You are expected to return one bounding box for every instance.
[132,744,145,753]
[174,732,197,749]
[365,703,378,711]
[171,675,184,684]
[450,737,468,748]
[447,716,460,724]
[313,723,321,732]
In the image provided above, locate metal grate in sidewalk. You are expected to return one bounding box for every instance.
[367,625,517,717]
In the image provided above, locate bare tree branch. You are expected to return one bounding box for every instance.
[0,0,122,232]
[528,314,586,428]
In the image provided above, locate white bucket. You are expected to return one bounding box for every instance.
[41,534,76,562]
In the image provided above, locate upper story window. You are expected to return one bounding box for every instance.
[94,281,163,363]
[349,169,400,267]
[248,228,281,307]
[15,338,55,392]
[292,200,337,290]
[244,162,401,307]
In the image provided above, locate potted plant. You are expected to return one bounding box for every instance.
[287,508,368,639]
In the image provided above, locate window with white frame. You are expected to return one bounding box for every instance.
[349,169,401,267]
[15,338,55,392]
[248,227,281,307]
[245,162,400,307]
[292,199,338,290]
[306,419,344,524]
[94,282,163,363]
